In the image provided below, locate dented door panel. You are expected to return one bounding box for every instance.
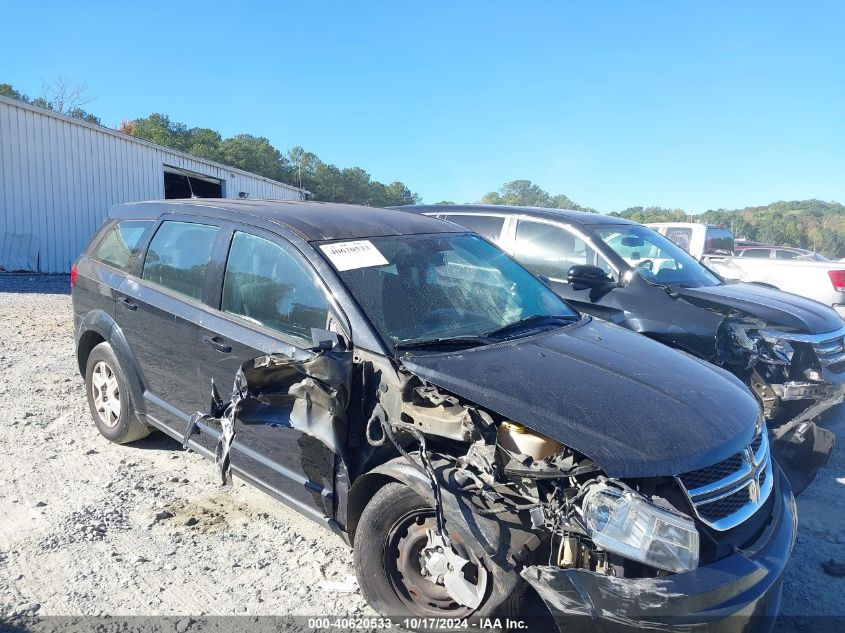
[195,312,342,517]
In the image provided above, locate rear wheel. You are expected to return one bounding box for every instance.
[85,342,150,444]
[354,482,522,622]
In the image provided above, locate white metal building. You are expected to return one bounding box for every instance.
[0,95,306,272]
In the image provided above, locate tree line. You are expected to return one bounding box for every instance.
[609,201,845,259]
[120,114,420,207]
[478,181,845,259]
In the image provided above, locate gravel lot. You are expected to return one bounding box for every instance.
[1,274,843,631]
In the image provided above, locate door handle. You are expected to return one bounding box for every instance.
[118,296,138,311]
[203,335,232,353]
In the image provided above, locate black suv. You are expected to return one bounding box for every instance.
[73,199,798,630]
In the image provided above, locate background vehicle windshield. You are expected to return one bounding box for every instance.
[595,225,721,288]
[325,233,577,346]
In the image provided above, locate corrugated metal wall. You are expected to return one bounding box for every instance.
[0,96,305,272]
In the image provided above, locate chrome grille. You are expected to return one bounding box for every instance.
[813,334,845,372]
[677,425,773,531]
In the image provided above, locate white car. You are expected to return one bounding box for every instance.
[648,222,845,319]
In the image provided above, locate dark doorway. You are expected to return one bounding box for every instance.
[163,168,223,199]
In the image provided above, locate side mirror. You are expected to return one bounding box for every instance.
[310,328,343,351]
[537,274,552,288]
[567,265,613,291]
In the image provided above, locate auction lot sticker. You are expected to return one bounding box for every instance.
[321,240,389,271]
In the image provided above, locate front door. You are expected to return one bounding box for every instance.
[196,229,344,520]
[510,219,624,322]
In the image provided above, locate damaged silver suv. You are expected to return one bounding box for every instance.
[73,199,800,631]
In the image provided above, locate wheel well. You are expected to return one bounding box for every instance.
[346,473,399,546]
[77,330,106,376]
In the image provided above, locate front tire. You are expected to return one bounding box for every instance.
[84,342,150,444]
[353,482,522,622]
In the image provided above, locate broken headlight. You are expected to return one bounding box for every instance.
[757,331,795,364]
[581,483,699,573]
[736,328,795,365]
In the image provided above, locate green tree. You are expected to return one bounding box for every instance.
[481,179,594,211]
[185,128,223,162]
[218,134,290,182]
[130,113,190,150]
[0,83,26,100]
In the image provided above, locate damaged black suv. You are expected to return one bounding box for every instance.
[74,199,799,631]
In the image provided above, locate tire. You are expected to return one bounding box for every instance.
[84,342,151,444]
[353,482,523,623]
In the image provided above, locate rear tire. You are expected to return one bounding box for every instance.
[353,482,523,623]
[84,342,150,444]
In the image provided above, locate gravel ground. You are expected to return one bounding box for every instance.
[0,274,843,631]
[0,275,370,628]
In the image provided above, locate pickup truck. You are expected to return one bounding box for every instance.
[648,222,845,318]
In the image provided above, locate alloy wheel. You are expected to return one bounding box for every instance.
[91,361,121,427]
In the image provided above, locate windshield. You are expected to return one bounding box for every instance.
[321,233,578,348]
[594,224,721,288]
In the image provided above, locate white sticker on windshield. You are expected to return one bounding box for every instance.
[320,240,389,271]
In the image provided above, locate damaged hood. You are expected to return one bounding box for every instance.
[401,318,760,479]
[670,282,843,334]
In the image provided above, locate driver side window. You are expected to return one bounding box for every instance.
[222,232,328,340]
[514,221,613,281]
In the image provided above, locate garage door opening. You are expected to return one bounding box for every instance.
[164,167,223,199]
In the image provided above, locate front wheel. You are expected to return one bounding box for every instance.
[353,482,522,622]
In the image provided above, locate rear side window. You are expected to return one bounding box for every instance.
[741,248,771,258]
[704,228,734,254]
[91,221,153,271]
[142,221,219,300]
[222,232,328,339]
[664,227,693,252]
[444,215,505,242]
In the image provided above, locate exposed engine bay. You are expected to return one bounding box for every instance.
[379,372,704,585]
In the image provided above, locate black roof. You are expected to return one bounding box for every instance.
[398,204,638,227]
[111,199,462,241]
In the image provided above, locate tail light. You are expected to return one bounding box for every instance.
[70,263,78,287]
[829,270,845,292]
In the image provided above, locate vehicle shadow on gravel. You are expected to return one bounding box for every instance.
[129,431,185,453]
[0,274,71,295]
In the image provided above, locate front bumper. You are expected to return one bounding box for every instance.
[522,467,797,633]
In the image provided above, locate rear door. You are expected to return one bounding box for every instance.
[75,220,155,321]
[195,226,344,519]
[116,218,222,437]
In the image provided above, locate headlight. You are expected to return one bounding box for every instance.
[758,332,795,364]
[581,483,699,573]
[733,326,794,365]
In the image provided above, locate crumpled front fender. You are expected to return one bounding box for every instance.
[353,455,542,570]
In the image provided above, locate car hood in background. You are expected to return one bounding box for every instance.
[671,282,842,334]
[401,319,760,478]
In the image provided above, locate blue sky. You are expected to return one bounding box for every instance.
[2,1,844,211]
